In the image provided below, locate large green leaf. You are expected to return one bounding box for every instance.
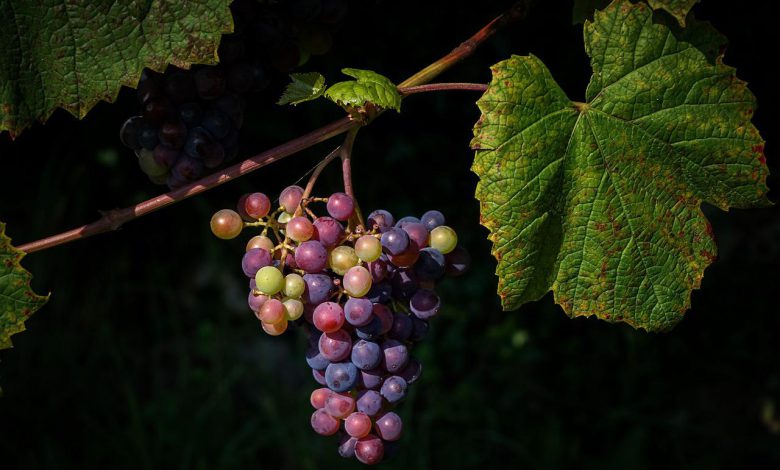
[0,0,233,137]
[471,0,769,331]
[647,0,699,25]
[0,222,48,350]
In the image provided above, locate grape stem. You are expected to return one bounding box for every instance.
[16,1,533,254]
[339,128,364,231]
[398,83,487,95]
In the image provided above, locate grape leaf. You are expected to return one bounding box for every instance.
[471,0,769,331]
[0,0,233,137]
[278,73,327,106]
[324,68,401,112]
[647,0,699,25]
[0,222,48,350]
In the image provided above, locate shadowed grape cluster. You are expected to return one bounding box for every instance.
[118,0,348,188]
[210,186,470,464]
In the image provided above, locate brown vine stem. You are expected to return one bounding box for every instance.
[339,128,364,230]
[17,2,531,254]
[398,83,488,95]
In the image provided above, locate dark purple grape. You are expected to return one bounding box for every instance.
[395,216,420,228]
[302,273,334,305]
[389,312,412,341]
[360,368,383,390]
[365,281,392,304]
[119,116,144,150]
[152,145,179,168]
[356,315,382,341]
[166,172,188,190]
[399,357,422,384]
[344,297,373,327]
[194,67,226,100]
[380,376,407,404]
[178,102,203,127]
[295,241,328,273]
[375,412,403,442]
[164,70,196,103]
[410,288,441,320]
[142,96,173,123]
[201,142,226,169]
[202,110,232,139]
[312,217,344,248]
[403,222,430,248]
[381,339,409,373]
[367,210,394,231]
[367,257,389,283]
[306,341,331,371]
[157,120,187,149]
[138,123,159,150]
[372,304,393,335]
[326,192,354,221]
[409,317,428,342]
[325,362,358,392]
[183,127,213,158]
[381,228,409,255]
[421,210,445,231]
[391,268,419,300]
[415,247,446,281]
[172,155,204,181]
[338,434,358,459]
[356,390,383,417]
[351,340,382,371]
[319,329,351,362]
[445,246,471,277]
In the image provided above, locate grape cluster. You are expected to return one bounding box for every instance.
[210,186,470,464]
[119,0,348,188]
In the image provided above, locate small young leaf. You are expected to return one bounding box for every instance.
[0,222,48,350]
[471,0,769,331]
[278,73,327,106]
[0,0,233,138]
[324,68,401,112]
[647,0,699,26]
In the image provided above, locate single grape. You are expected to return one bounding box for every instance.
[389,312,413,341]
[137,148,168,177]
[355,435,384,465]
[395,216,421,228]
[311,216,344,248]
[283,298,304,320]
[310,387,332,409]
[372,303,394,335]
[200,142,226,169]
[325,362,359,392]
[242,248,272,277]
[325,392,355,419]
[326,192,354,221]
[306,341,331,370]
[183,127,213,159]
[242,192,272,219]
[380,376,407,404]
[410,288,441,319]
[295,240,328,273]
[388,241,420,268]
[375,412,403,442]
[382,339,409,373]
[345,412,372,438]
[172,155,204,181]
[261,317,288,336]
[286,216,314,242]
[420,210,445,231]
[153,144,180,169]
[356,390,384,417]
[343,266,372,297]
[399,357,422,384]
[402,222,429,248]
[279,185,304,214]
[359,369,384,390]
[312,368,327,386]
[391,268,419,300]
[367,210,394,231]
[445,246,471,277]
[210,209,243,239]
[215,93,245,125]
[351,339,382,371]
[367,257,389,282]
[318,329,352,362]
[302,273,334,304]
[142,96,173,124]
[430,226,458,254]
[255,266,284,295]
[259,298,287,325]
[246,235,275,253]
[283,273,305,298]
[414,247,446,281]
[344,297,374,327]
[248,291,268,313]
[119,116,144,149]
[338,435,358,459]
[157,120,187,149]
[355,235,382,262]
[277,211,293,225]
[311,409,340,436]
[381,228,410,256]
[329,246,359,276]
[313,302,345,333]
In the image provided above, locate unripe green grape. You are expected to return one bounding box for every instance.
[354,235,382,262]
[283,298,304,321]
[211,209,243,239]
[343,266,372,297]
[255,266,284,295]
[137,148,168,177]
[247,235,275,253]
[284,273,306,298]
[278,211,293,224]
[329,246,360,276]
[430,226,458,254]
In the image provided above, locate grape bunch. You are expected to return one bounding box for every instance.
[118,0,349,189]
[210,186,470,464]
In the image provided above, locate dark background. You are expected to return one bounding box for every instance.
[1,1,778,468]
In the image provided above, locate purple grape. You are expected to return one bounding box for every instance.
[421,210,445,231]
[365,281,392,304]
[395,216,420,228]
[178,102,203,127]
[410,288,441,320]
[356,315,382,341]
[360,368,383,390]
[381,339,409,373]
[248,291,267,313]
[351,340,382,371]
[356,390,384,417]
[312,368,327,385]
[202,110,232,139]
[215,93,244,125]
[367,258,389,283]
[445,246,471,277]
[409,317,429,342]
[142,96,173,123]
[380,376,407,404]
[172,155,204,181]
[138,123,159,150]
[381,228,409,256]
[302,273,334,305]
[183,127,213,158]
[391,268,419,300]
[119,116,144,150]
[241,248,272,277]
[201,142,226,169]
[403,222,430,248]
[372,304,394,335]
[389,312,412,341]
[414,247,446,281]
[375,412,403,441]
[326,192,354,221]
[153,144,180,168]
[295,240,328,273]
[312,217,344,248]
[306,341,331,371]
[367,210,394,231]
[399,357,422,384]
[325,362,359,392]
[338,435,358,458]
[344,297,373,327]
[319,329,352,362]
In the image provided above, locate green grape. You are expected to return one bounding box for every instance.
[354,235,382,262]
[255,266,284,295]
[343,266,372,297]
[329,246,360,276]
[430,226,458,254]
[210,209,243,240]
[283,298,304,321]
[278,211,293,224]
[284,273,306,298]
[137,148,168,177]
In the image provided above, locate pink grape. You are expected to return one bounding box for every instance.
[210,209,243,239]
[310,388,332,409]
[311,409,340,436]
[326,192,355,221]
[355,434,384,465]
[286,216,314,242]
[259,298,286,325]
[313,302,345,333]
[345,412,372,438]
[325,392,355,419]
[280,185,304,214]
[318,329,352,362]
